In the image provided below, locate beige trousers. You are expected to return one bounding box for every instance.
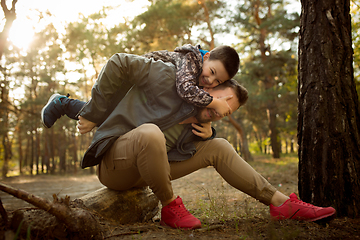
[96,124,277,205]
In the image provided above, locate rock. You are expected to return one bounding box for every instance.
[79,187,160,224]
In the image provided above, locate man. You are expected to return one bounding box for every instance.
[41,53,336,230]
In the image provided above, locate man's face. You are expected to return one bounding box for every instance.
[195,87,240,123]
[198,53,230,88]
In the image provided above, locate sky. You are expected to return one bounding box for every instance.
[2,0,150,50]
[3,0,301,50]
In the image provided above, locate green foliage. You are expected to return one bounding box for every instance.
[351,1,360,100]
[127,0,227,53]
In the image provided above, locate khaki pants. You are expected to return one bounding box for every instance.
[97,124,277,205]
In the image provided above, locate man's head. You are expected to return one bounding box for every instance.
[199,46,240,88]
[195,79,248,123]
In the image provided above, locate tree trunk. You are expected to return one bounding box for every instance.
[267,100,281,158]
[298,0,360,217]
[228,115,253,162]
[254,1,281,159]
[79,187,159,224]
[198,0,215,49]
[16,124,23,174]
[0,0,18,61]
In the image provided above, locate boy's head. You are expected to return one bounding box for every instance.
[199,45,240,88]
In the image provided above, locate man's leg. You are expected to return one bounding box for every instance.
[41,93,86,128]
[169,138,276,205]
[169,138,336,221]
[96,123,201,229]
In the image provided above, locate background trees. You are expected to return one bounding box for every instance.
[0,1,359,220]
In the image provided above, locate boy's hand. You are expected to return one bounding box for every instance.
[191,122,213,139]
[77,116,97,134]
[212,95,233,117]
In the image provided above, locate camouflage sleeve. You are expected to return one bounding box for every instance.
[142,51,177,65]
[175,52,213,107]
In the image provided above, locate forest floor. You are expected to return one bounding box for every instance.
[0,155,359,239]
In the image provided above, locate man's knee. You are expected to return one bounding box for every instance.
[135,124,165,145]
[212,138,236,152]
[206,138,239,163]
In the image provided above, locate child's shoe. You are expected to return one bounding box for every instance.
[270,193,336,221]
[41,93,68,128]
[160,196,201,229]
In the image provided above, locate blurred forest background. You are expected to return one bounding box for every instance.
[0,0,359,178]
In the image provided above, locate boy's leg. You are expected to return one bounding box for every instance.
[96,123,201,229]
[41,93,86,128]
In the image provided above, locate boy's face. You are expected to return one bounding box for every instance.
[199,53,230,88]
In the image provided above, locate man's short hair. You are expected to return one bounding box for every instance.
[216,79,248,108]
[209,46,240,79]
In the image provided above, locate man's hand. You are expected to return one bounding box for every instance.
[191,122,213,139]
[77,116,97,134]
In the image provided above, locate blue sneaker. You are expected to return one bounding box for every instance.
[41,93,68,128]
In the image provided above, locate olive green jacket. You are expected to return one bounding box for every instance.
[79,53,213,169]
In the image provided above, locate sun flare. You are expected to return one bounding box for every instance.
[9,20,34,50]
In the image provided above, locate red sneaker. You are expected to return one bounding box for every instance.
[160,196,201,229]
[270,193,336,221]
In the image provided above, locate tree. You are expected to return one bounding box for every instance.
[231,0,299,158]
[0,0,17,61]
[298,0,360,217]
[0,0,18,178]
[127,0,227,53]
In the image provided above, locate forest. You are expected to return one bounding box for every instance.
[0,0,359,181]
[0,0,360,239]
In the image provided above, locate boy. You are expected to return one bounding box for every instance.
[41,44,239,132]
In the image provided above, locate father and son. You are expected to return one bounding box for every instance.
[41,44,336,229]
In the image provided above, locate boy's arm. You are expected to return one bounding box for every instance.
[175,51,214,108]
[207,97,233,117]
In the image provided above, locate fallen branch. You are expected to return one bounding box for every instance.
[0,182,101,239]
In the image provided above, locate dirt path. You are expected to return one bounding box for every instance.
[0,161,296,212]
[0,174,104,210]
[0,167,256,210]
[1,160,359,240]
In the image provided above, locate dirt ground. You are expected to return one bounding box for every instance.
[0,157,359,239]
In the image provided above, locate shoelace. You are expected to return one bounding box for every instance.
[171,204,191,218]
[290,198,316,208]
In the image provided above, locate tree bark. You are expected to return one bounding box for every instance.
[80,187,160,224]
[298,0,360,217]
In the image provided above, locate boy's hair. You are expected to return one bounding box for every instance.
[216,79,248,108]
[209,45,240,79]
